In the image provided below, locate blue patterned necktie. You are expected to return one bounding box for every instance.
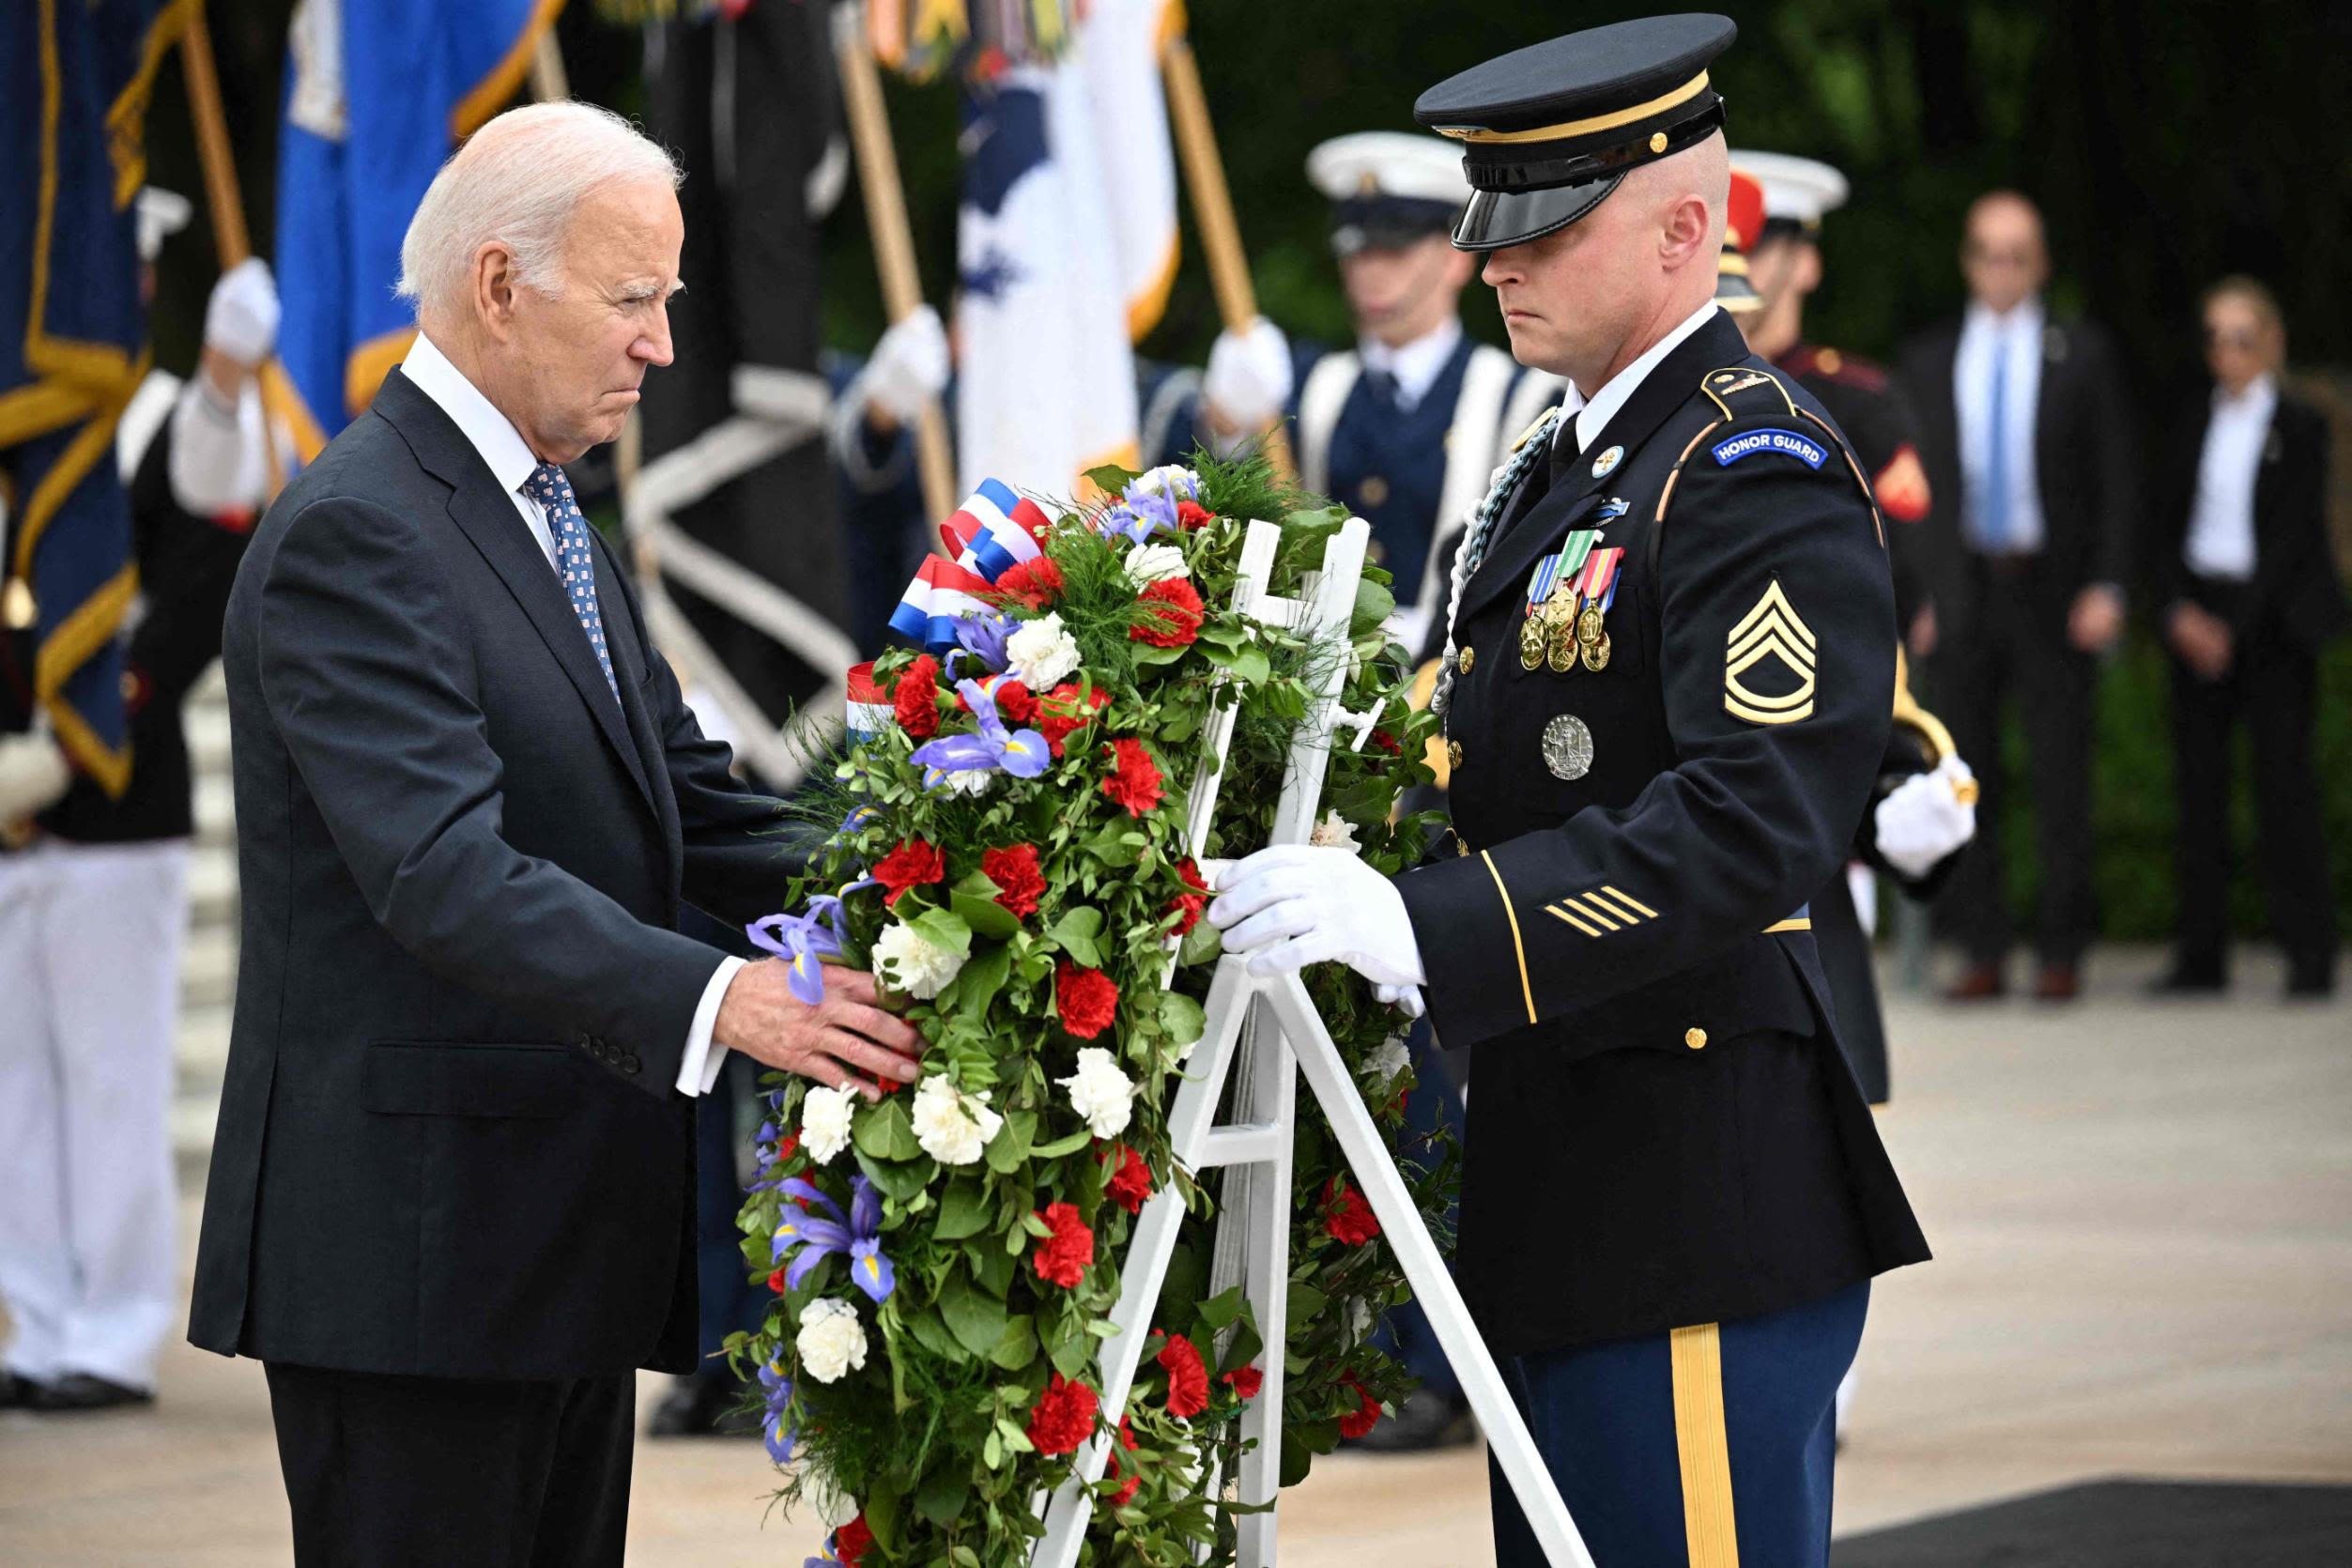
[522,463,620,702]
[1978,331,2012,551]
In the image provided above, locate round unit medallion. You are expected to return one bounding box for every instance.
[1540,714,1594,780]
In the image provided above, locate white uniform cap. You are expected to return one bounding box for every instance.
[1307,131,1470,207]
[1728,151,1849,228]
[135,186,192,264]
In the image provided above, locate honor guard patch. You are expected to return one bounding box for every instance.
[1724,578,1817,725]
[1711,428,1828,469]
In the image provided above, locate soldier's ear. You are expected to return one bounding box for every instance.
[1660,192,1712,270]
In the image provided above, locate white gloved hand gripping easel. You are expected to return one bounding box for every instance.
[1032,516,1592,1568]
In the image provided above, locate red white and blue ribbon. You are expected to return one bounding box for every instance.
[886,553,999,653]
[938,478,1052,581]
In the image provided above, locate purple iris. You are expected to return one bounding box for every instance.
[829,805,879,844]
[759,1360,796,1464]
[774,1174,896,1303]
[947,610,1012,677]
[907,678,1050,787]
[1096,500,1156,546]
[746,894,847,1007]
[806,1537,845,1568]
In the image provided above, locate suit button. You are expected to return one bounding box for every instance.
[1447,739,1465,772]
[1457,646,1475,675]
[1684,1027,1707,1050]
[620,1053,642,1074]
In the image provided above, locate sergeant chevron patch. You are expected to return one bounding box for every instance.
[1724,579,1817,725]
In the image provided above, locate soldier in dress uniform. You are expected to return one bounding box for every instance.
[1208,18,1929,1565]
[0,191,282,1412]
[1173,132,1565,653]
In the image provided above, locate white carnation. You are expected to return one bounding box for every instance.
[796,1298,869,1384]
[800,1084,858,1164]
[872,920,966,1000]
[1309,809,1361,854]
[1129,463,1201,501]
[1005,611,1082,688]
[934,766,994,798]
[1365,1036,1410,1085]
[911,1074,1004,1166]
[1125,541,1190,585]
[1058,1046,1136,1140]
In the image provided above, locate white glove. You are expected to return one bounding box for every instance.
[859,304,950,423]
[1204,317,1292,430]
[0,730,73,824]
[205,257,281,366]
[1874,755,1976,881]
[1207,844,1425,988]
[1374,982,1426,1021]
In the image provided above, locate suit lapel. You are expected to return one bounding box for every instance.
[375,372,659,815]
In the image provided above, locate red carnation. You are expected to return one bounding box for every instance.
[980,842,1046,920]
[997,557,1065,608]
[1032,1201,1096,1289]
[959,676,1036,724]
[833,1516,874,1567]
[1038,682,1110,759]
[873,838,945,907]
[1224,1364,1264,1401]
[1176,500,1215,530]
[1337,1376,1382,1439]
[1056,961,1120,1039]
[1323,1178,1380,1248]
[768,1268,787,1293]
[1100,737,1164,817]
[1369,729,1403,755]
[1107,1416,1142,1508]
[776,1131,801,1163]
[892,653,943,739]
[1026,1371,1099,1456]
[1166,857,1209,937]
[1098,1143,1154,1214]
[1157,1331,1210,1420]
[1130,576,1205,648]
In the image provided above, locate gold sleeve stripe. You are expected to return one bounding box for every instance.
[1560,895,1622,932]
[1545,903,1602,937]
[1670,1323,1742,1568]
[1602,885,1659,919]
[1480,851,1539,1026]
[1584,888,1645,924]
[1764,916,1813,933]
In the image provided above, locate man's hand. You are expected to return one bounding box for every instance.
[1207,844,1424,987]
[715,960,923,1102]
[0,729,72,826]
[1874,756,1977,881]
[2165,600,2234,683]
[2068,583,2125,654]
[1202,317,1292,435]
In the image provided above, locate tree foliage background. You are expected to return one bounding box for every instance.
[144,0,2352,943]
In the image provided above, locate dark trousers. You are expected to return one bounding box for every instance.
[2167,586,2337,983]
[1935,565,2098,966]
[264,1361,635,1568]
[1488,1283,1867,1568]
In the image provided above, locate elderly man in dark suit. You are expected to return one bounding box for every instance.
[1898,191,2137,1001]
[188,102,922,1567]
[2151,277,2345,998]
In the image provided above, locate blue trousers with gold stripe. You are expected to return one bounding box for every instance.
[1489,1283,1867,1568]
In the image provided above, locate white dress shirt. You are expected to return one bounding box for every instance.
[1953,297,2048,554]
[1358,317,1464,415]
[2183,374,2275,584]
[1568,300,1720,455]
[400,333,742,1096]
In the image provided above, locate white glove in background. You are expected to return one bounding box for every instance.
[0,729,73,824]
[1874,754,1977,881]
[858,304,951,424]
[1207,844,1425,988]
[1203,316,1293,430]
[204,257,281,366]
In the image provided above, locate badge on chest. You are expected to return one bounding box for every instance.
[1521,524,1625,676]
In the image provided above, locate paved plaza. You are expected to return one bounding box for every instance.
[3,946,2346,1565]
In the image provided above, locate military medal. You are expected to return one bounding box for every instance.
[1565,548,1623,673]
[1521,530,1599,671]
[1540,714,1595,780]
[1545,611,1581,672]
[1519,613,1549,670]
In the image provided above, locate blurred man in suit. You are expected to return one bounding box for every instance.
[1898,192,2136,1001]
[189,103,923,1566]
[2151,277,2344,999]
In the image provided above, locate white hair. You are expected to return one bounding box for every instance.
[395,100,682,320]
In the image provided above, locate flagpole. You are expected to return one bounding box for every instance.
[833,3,957,526]
[1160,34,1295,481]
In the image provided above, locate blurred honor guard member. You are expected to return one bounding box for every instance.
[1186,132,1563,652]
[189,104,921,1566]
[0,192,282,1414]
[1208,18,1929,1565]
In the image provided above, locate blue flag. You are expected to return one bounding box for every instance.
[0,0,186,794]
[273,0,562,452]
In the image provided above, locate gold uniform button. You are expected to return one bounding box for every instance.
[1684,1027,1707,1050]
[1446,739,1464,772]
[1456,646,1475,675]
[1360,475,1391,507]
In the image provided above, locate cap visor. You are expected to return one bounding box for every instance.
[1450,174,1622,252]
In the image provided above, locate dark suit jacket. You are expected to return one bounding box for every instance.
[2152,384,2347,651]
[190,369,789,1380]
[1898,313,2138,635]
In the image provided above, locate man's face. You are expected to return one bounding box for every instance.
[1337,233,1460,329]
[2203,294,2276,392]
[1743,234,1803,308]
[504,179,683,462]
[1960,198,2047,315]
[1478,191,1654,383]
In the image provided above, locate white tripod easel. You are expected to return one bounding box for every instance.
[1033,517,1592,1568]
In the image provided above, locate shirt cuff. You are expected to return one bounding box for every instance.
[675,955,747,1095]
